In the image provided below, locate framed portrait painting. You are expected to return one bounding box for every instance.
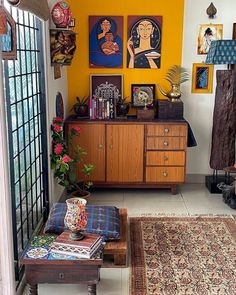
[197,24,223,55]
[89,16,123,68]
[131,84,155,107]
[191,63,213,93]
[50,29,76,65]
[127,16,162,69]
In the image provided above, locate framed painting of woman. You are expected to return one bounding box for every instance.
[89,16,123,68]
[127,16,162,69]
[191,63,213,93]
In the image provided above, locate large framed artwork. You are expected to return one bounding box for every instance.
[131,84,155,107]
[197,24,223,54]
[90,74,123,119]
[89,16,123,68]
[191,63,213,93]
[127,16,162,69]
[50,29,76,65]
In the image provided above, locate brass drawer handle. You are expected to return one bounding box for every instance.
[163,171,168,177]
[98,144,103,149]
[164,128,169,133]
[109,144,113,149]
[164,156,169,161]
[163,141,169,146]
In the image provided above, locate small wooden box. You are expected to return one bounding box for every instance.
[157,99,184,119]
[137,109,155,120]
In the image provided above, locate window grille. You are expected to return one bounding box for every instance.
[2,2,49,282]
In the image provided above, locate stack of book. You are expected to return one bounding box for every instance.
[89,95,116,120]
[50,231,103,259]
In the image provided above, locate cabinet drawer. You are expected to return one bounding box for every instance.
[146,167,185,183]
[146,124,187,136]
[146,151,185,166]
[146,137,187,150]
[25,264,100,284]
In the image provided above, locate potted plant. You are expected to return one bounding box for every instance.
[116,96,130,117]
[157,65,189,101]
[71,96,89,117]
[50,117,95,199]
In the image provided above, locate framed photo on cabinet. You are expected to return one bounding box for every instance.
[131,84,155,107]
[191,63,213,93]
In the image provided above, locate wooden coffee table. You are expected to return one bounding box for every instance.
[20,236,103,295]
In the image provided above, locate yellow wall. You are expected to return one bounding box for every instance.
[67,0,184,108]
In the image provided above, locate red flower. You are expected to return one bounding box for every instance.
[53,116,63,123]
[62,155,72,163]
[54,143,64,155]
[72,126,81,134]
[52,124,63,133]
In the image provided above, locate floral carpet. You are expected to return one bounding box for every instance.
[130,216,236,295]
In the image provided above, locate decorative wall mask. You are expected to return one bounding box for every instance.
[51,1,72,28]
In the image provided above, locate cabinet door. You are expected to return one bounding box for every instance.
[69,123,105,182]
[106,124,144,182]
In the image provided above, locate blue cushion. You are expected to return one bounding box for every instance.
[44,203,121,241]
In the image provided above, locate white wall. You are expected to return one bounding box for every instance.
[182,0,236,176]
[46,0,69,204]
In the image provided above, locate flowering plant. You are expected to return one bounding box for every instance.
[50,117,94,193]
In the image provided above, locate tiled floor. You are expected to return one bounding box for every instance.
[23,184,235,295]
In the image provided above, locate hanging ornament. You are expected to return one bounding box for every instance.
[206,2,217,19]
[51,1,72,28]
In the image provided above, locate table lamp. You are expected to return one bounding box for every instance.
[205,40,236,192]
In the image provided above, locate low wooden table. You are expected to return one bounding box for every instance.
[20,236,103,295]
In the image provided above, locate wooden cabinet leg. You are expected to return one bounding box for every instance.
[171,185,177,195]
[88,284,96,295]
[29,284,38,295]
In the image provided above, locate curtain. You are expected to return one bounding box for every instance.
[7,0,50,20]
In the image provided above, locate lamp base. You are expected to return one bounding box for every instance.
[205,175,234,194]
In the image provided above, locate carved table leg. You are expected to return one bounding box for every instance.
[88,284,96,295]
[29,284,38,295]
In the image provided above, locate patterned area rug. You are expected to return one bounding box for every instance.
[130,216,236,295]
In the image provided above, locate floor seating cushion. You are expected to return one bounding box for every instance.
[44,203,121,241]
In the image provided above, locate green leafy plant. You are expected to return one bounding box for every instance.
[50,116,95,193]
[165,65,189,85]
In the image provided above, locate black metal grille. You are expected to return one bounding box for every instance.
[2,4,49,281]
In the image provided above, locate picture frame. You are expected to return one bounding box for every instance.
[197,24,223,55]
[127,16,162,69]
[50,29,76,65]
[131,84,155,107]
[89,16,123,68]
[191,63,214,93]
[90,74,123,119]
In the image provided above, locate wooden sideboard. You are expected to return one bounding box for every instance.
[65,119,188,194]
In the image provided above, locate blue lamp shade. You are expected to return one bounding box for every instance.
[205,40,236,64]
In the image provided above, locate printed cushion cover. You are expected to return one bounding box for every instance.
[44,203,121,241]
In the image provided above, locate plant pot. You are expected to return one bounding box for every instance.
[74,105,89,117]
[116,103,130,117]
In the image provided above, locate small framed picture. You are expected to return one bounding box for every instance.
[191,63,214,93]
[69,18,75,28]
[197,24,223,55]
[50,29,76,65]
[131,84,155,107]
